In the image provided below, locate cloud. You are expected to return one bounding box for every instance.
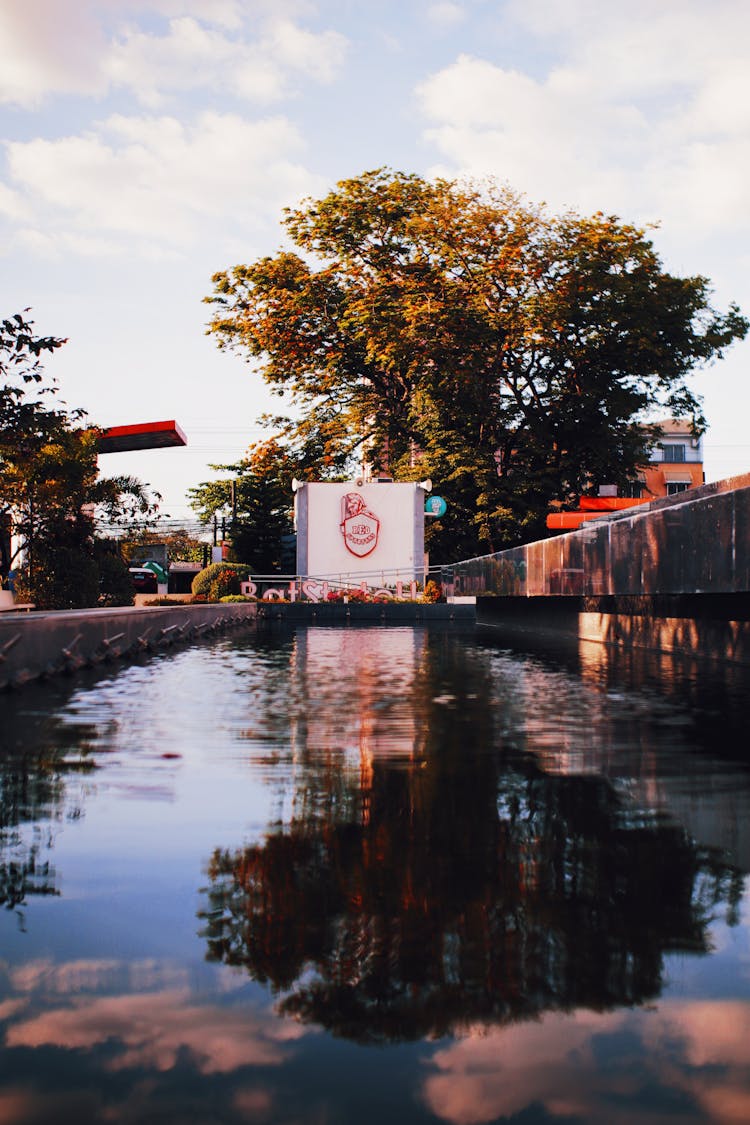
[416,1,750,244]
[3,957,304,1076]
[105,16,347,107]
[0,182,30,223]
[5,110,326,256]
[8,957,189,996]
[7,989,288,1073]
[421,1001,750,1125]
[0,2,346,108]
[428,3,466,30]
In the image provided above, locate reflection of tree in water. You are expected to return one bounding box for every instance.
[0,707,99,916]
[199,637,744,1044]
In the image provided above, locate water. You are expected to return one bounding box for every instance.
[0,622,749,1124]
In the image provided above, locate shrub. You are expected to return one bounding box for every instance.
[326,588,370,603]
[219,594,256,603]
[422,580,443,603]
[209,568,241,600]
[97,551,135,607]
[191,562,252,598]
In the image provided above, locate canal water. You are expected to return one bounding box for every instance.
[0,622,749,1124]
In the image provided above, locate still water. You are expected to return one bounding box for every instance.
[0,622,749,1124]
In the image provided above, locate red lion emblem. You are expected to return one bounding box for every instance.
[340,492,380,557]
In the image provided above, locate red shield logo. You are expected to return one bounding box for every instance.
[340,492,380,557]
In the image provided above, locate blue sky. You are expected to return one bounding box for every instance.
[2,0,749,523]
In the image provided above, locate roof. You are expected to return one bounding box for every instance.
[654,418,697,437]
[97,420,187,454]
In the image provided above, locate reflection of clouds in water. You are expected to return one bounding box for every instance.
[5,957,189,996]
[421,1001,750,1125]
[7,990,284,1072]
[3,964,305,1080]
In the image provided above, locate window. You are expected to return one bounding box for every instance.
[667,481,689,496]
[660,443,686,462]
[620,478,646,499]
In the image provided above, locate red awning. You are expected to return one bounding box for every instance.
[97,420,187,454]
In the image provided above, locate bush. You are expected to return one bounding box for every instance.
[209,568,241,600]
[18,544,100,610]
[422,580,443,603]
[97,551,135,607]
[219,594,256,603]
[191,562,252,598]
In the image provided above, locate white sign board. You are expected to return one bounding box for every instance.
[296,481,426,582]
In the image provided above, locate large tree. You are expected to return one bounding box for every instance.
[1,312,157,607]
[205,170,748,557]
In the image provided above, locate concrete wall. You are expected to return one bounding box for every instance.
[446,472,750,599]
[451,472,750,663]
[0,602,257,691]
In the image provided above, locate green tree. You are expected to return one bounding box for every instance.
[122,528,207,566]
[205,170,748,556]
[188,439,294,573]
[1,311,157,607]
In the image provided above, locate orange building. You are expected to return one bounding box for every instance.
[547,419,705,532]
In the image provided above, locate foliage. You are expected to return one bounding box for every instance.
[96,546,135,607]
[191,562,252,598]
[1,311,159,606]
[188,439,294,572]
[422,579,443,603]
[219,594,256,603]
[122,527,207,565]
[325,588,372,603]
[206,170,748,556]
[209,567,241,600]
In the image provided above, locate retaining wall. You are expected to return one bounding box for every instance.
[453,472,750,664]
[0,602,258,691]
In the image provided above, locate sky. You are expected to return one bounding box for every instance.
[2,0,749,527]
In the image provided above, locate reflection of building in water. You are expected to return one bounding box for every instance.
[288,627,426,822]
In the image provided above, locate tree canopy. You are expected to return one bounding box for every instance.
[1,311,157,607]
[188,439,294,573]
[205,170,748,557]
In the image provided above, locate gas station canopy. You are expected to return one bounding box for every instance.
[97,420,187,454]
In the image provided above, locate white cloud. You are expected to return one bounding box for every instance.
[0,182,30,222]
[428,3,466,30]
[5,111,326,256]
[0,2,346,108]
[105,16,347,107]
[418,55,648,214]
[105,17,282,106]
[267,18,347,84]
[416,4,750,243]
[422,1001,750,1125]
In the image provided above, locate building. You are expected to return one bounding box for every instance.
[546,419,704,532]
[635,418,704,499]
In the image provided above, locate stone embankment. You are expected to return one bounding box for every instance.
[0,602,258,691]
